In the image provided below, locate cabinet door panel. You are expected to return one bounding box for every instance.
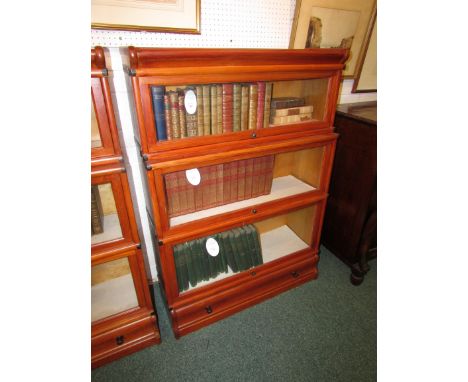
[138,78,333,153]
[166,203,321,297]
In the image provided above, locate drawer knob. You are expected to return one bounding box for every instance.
[116,335,125,345]
[291,271,299,278]
[205,305,213,314]
[250,271,256,276]
[252,209,257,214]
[251,132,257,138]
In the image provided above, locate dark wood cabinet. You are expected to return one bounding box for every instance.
[91,47,161,368]
[321,101,377,285]
[124,47,348,337]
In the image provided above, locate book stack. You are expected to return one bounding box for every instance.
[165,155,275,218]
[151,82,274,141]
[173,224,263,292]
[269,97,315,126]
[91,185,104,235]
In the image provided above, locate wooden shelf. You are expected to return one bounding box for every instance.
[170,175,315,227]
[92,274,139,322]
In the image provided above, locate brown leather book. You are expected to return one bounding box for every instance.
[168,91,180,139]
[233,84,241,132]
[240,85,249,131]
[264,155,275,195]
[251,157,262,197]
[176,171,188,215]
[222,161,231,204]
[215,164,224,207]
[269,97,305,124]
[256,82,266,129]
[210,85,218,135]
[248,84,258,130]
[263,82,273,128]
[237,160,246,201]
[216,84,223,134]
[194,171,204,211]
[177,90,187,138]
[202,165,217,209]
[202,85,211,135]
[165,172,180,217]
[222,83,233,133]
[164,94,173,140]
[244,158,254,199]
[195,85,204,136]
[229,160,238,203]
[184,87,198,137]
[91,185,104,234]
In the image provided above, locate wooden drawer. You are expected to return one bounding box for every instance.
[171,255,317,337]
[92,315,160,368]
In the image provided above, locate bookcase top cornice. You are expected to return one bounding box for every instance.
[124,46,349,76]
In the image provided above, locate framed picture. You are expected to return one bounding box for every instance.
[91,0,201,34]
[289,0,375,78]
[352,4,376,92]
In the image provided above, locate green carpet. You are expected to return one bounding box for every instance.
[92,246,376,382]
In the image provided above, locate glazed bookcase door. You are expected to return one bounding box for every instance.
[91,77,120,159]
[148,136,336,239]
[92,254,142,323]
[136,76,340,154]
[166,203,323,298]
[91,172,138,254]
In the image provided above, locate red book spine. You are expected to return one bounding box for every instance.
[222,84,233,133]
[215,164,224,207]
[229,160,238,203]
[244,158,254,199]
[222,162,231,204]
[256,82,266,129]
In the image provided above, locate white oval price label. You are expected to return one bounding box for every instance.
[185,89,197,115]
[185,168,201,186]
[205,238,220,257]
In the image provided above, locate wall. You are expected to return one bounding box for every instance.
[91,0,375,281]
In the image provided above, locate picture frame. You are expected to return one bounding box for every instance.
[91,0,201,34]
[352,4,376,93]
[289,0,375,78]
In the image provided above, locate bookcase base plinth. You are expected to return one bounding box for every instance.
[91,315,161,369]
[170,255,318,338]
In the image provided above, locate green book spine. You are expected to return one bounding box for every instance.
[239,226,254,270]
[227,229,240,273]
[221,231,235,273]
[173,245,183,293]
[216,232,229,274]
[180,243,190,292]
[232,228,246,271]
[164,94,173,140]
[195,85,204,136]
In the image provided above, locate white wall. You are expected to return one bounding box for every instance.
[92,0,375,281]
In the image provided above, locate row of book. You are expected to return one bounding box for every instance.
[173,224,263,292]
[91,186,104,235]
[151,82,275,141]
[165,155,275,218]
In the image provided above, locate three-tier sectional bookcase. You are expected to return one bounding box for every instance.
[91,47,160,368]
[123,46,348,338]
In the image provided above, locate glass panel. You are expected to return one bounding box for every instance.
[91,183,123,244]
[92,257,139,322]
[173,205,316,293]
[165,147,324,227]
[149,79,329,142]
[91,96,102,148]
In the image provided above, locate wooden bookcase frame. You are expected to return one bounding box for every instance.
[91,47,160,369]
[123,47,348,338]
